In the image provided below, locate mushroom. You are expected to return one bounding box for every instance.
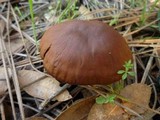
[40,20,132,85]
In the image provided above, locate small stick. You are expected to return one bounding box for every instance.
[39,84,71,110]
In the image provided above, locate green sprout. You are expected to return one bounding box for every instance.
[96,60,135,105]
[109,14,120,26]
[56,0,79,23]
[14,6,22,17]
[96,94,116,104]
[117,59,135,80]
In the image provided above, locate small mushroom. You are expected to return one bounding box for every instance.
[40,20,132,85]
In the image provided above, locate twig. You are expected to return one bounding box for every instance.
[128,39,160,44]
[10,4,26,119]
[136,57,157,109]
[87,85,143,118]
[0,3,17,119]
[115,101,143,119]
[141,51,155,84]
[123,25,138,82]
[0,103,5,120]
[14,102,54,120]
[39,84,71,110]
[124,18,160,37]
[0,14,35,44]
[115,18,139,29]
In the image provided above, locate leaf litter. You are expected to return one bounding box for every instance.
[0,0,160,119]
[18,70,72,101]
[87,83,152,120]
[0,67,11,96]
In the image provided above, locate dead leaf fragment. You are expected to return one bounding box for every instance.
[0,67,11,96]
[56,96,96,120]
[0,39,24,60]
[18,70,72,101]
[5,39,24,53]
[120,83,151,115]
[87,103,129,120]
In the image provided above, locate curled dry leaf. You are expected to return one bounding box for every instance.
[18,70,72,101]
[56,96,96,120]
[120,83,151,115]
[0,67,11,96]
[87,103,129,120]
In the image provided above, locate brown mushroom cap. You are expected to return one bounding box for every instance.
[40,20,132,85]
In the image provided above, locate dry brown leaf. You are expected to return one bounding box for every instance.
[0,20,23,55]
[120,83,151,115]
[0,67,11,96]
[56,96,96,120]
[87,103,129,120]
[18,70,72,101]
[5,39,24,53]
[0,39,24,60]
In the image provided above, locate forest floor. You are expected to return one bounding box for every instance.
[1,0,160,120]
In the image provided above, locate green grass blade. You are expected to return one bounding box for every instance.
[28,0,38,46]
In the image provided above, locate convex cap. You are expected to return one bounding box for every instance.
[40,20,132,85]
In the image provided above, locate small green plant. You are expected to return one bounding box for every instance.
[96,94,116,104]
[117,59,135,80]
[139,0,159,26]
[109,14,120,26]
[56,0,79,23]
[140,0,147,25]
[96,60,134,105]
